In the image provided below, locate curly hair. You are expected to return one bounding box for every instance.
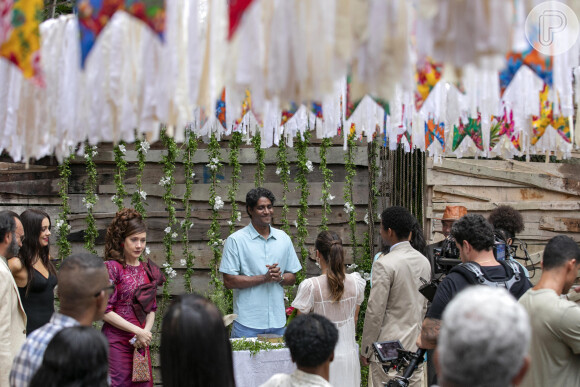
[245,187,276,217]
[104,208,147,266]
[451,214,495,251]
[284,314,338,368]
[381,206,416,240]
[488,205,525,240]
[315,231,345,302]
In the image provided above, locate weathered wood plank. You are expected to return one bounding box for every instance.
[432,186,491,202]
[0,179,59,196]
[429,201,580,212]
[433,159,580,196]
[427,170,528,188]
[539,216,580,233]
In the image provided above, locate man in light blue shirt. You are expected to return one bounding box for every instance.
[220,187,302,338]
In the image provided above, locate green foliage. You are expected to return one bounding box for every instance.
[344,128,358,261]
[230,338,282,356]
[83,144,99,254]
[251,131,266,187]
[182,128,198,293]
[228,132,243,235]
[131,137,149,218]
[160,128,178,301]
[56,152,73,263]
[294,130,311,285]
[275,135,292,236]
[112,142,128,211]
[319,137,334,231]
[207,133,231,315]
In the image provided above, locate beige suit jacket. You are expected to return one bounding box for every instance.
[0,256,27,386]
[361,241,431,361]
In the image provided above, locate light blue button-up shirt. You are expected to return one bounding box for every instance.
[219,223,302,329]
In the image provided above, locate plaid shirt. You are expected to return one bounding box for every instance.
[9,313,79,387]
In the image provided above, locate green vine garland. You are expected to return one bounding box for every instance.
[230,338,282,355]
[56,152,73,263]
[228,132,243,235]
[131,137,149,218]
[344,128,358,262]
[160,128,178,300]
[319,137,334,231]
[294,130,311,285]
[251,131,265,187]
[83,144,99,254]
[275,135,291,236]
[207,133,230,315]
[112,142,128,211]
[182,127,198,293]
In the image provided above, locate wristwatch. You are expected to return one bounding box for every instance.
[278,273,285,284]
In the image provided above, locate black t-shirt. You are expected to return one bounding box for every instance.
[425,264,532,320]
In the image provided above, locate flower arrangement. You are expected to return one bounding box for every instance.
[319,137,334,231]
[228,132,243,234]
[182,127,198,293]
[251,130,265,187]
[294,129,311,285]
[344,126,358,261]
[56,152,73,263]
[275,134,292,235]
[83,144,99,254]
[160,128,178,300]
[112,142,128,211]
[131,137,149,217]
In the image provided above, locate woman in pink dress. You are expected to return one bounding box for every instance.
[102,208,165,386]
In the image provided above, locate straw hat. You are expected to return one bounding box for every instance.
[439,205,467,221]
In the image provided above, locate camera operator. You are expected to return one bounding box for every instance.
[488,205,530,278]
[427,206,467,266]
[417,214,532,351]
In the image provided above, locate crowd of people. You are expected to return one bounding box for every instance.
[0,186,579,387]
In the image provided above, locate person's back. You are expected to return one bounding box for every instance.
[519,289,580,386]
[518,235,580,387]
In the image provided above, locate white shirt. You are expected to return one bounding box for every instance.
[260,369,332,387]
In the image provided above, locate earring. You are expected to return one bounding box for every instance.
[314,251,321,268]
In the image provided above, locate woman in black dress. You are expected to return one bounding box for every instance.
[9,209,57,334]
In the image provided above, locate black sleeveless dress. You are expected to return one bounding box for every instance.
[18,268,58,334]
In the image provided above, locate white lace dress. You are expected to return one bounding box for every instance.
[292,273,366,387]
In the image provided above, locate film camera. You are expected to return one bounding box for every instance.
[373,340,426,387]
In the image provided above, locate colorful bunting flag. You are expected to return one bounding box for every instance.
[228,0,254,40]
[415,57,442,110]
[531,85,571,145]
[452,114,483,151]
[425,118,445,151]
[500,48,552,95]
[0,0,44,85]
[490,108,521,151]
[216,88,226,129]
[77,0,165,67]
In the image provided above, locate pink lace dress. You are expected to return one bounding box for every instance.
[102,260,155,387]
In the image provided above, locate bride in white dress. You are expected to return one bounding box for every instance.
[292,231,366,387]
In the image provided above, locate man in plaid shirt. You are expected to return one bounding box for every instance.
[10,253,112,387]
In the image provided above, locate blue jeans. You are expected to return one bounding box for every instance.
[230,321,285,338]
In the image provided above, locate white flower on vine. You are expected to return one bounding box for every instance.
[81,197,94,210]
[159,176,171,187]
[139,190,147,200]
[55,219,65,229]
[164,227,171,234]
[364,212,369,225]
[180,219,186,227]
[227,220,233,226]
[162,263,177,279]
[213,196,224,211]
[377,212,382,220]
[347,263,358,270]
[275,168,281,175]
[293,220,298,228]
[111,195,117,202]
[84,153,90,160]
[328,194,335,201]
[180,259,187,266]
[191,172,196,178]
[92,149,98,157]
[305,160,314,172]
[236,211,242,222]
[140,140,150,154]
[118,144,126,154]
[344,202,355,214]
[145,247,151,255]
[362,272,371,281]
[171,232,178,239]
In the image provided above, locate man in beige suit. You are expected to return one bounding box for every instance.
[0,211,27,386]
[361,206,431,387]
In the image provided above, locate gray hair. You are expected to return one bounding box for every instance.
[438,286,530,387]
